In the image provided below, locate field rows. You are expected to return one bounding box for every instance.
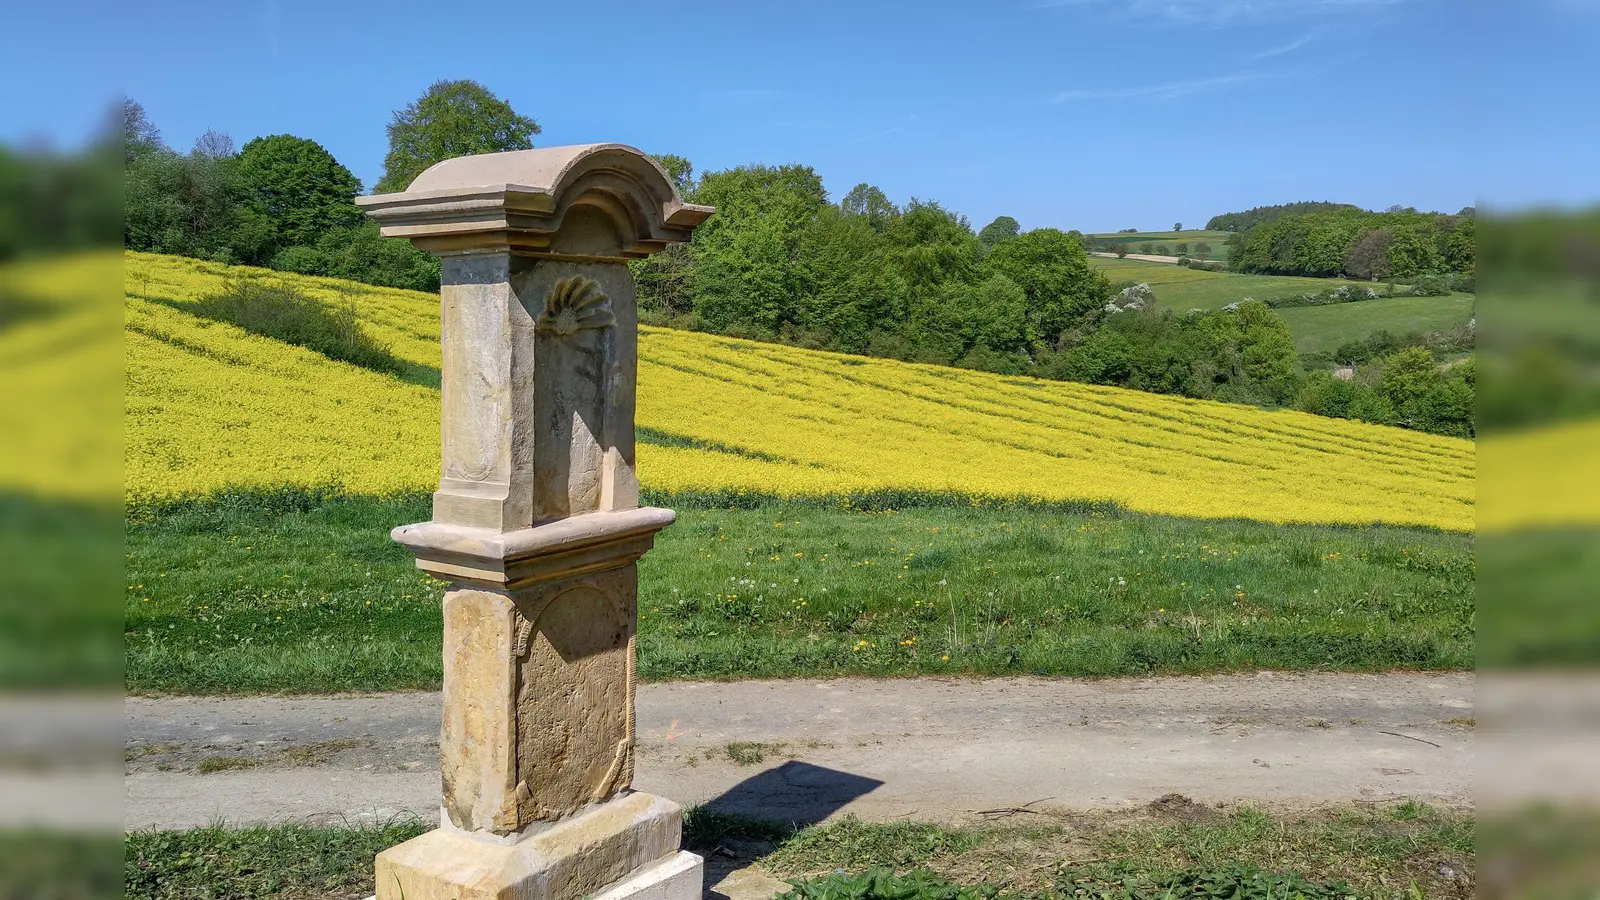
[120,253,1474,530]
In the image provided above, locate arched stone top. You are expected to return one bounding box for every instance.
[356,143,714,261]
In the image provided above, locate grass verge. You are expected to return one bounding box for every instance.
[123,802,1474,900]
[125,490,1473,695]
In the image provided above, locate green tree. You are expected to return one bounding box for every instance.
[690,164,828,334]
[841,183,899,232]
[124,146,274,264]
[795,204,904,352]
[272,220,441,293]
[237,135,362,251]
[1379,346,1441,408]
[962,273,1028,352]
[651,154,695,195]
[377,80,540,193]
[1386,222,1443,279]
[1295,370,1358,418]
[977,215,1020,250]
[983,228,1112,347]
[1173,222,1182,232]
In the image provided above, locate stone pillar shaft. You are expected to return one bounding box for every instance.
[356,144,712,900]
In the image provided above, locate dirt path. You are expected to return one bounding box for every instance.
[124,672,1473,831]
[1092,251,1204,264]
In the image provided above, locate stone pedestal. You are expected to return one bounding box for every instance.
[356,145,713,900]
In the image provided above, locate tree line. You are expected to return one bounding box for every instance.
[1206,201,1361,233]
[1224,205,1475,282]
[123,80,543,293]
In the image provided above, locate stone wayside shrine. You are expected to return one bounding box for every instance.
[356,145,713,900]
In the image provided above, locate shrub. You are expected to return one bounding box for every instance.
[1347,389,1397,425]
[1105,282,1155,314]
[192,277,402,374]
[1114,245,1129,258]
[1176,257,1191,266]
[1404,272,1452,296]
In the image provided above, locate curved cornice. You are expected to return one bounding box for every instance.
[356,143,714,260]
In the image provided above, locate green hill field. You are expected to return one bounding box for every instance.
[1090,230,1232,261]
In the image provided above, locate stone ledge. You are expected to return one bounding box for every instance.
[591,851,704,900]
[376,791,683,900]
[393,507,675,589]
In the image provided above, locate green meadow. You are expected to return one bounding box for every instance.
[125,491,1474,696]
[1089,257,1395,311]
[1279,292,1477,356]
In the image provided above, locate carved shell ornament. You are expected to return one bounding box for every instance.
[539,276,615,336]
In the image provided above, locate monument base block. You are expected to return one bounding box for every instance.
[375,792,700,900]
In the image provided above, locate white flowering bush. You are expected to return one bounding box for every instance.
[1105,283,1155,314]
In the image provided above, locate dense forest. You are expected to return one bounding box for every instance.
[1206,201,1361,233]
[117,84,1473,437]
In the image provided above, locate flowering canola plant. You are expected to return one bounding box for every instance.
[120,252,1475,530]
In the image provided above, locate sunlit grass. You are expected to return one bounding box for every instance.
[125,492,1473,695]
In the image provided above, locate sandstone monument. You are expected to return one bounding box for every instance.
[356,144,713,900]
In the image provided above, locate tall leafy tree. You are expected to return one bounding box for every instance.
[977,215,1020,250]
[236,135,361,250]
[983,227,1112,348]
[840,183,897,232]
[650,154,695,194]
[377,80,540,193]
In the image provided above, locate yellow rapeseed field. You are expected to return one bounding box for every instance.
[119,252,1476,530]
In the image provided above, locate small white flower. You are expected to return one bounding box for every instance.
[938,579,947,586]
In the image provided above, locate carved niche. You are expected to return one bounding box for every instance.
[531,272,618,522]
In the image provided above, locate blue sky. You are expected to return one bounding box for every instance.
[4,0,1596,231]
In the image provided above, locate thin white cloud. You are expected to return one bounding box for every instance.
[1049,72,1262,102]
[1249,32,1315,59]
[1037,0,1403,25]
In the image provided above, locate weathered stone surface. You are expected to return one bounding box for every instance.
[360,143,712,899]
[430,254,640,532]
[375,791,684,900]
[513,566,637,824]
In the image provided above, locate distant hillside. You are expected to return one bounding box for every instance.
[1207,202,1363,233]
[1087,230,1231,261]
[123,252,1473,530]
